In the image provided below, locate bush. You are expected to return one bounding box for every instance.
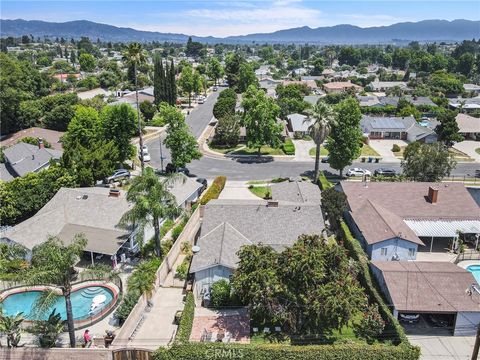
[391,144,401,152]
[175,257,190,280]
[160,219,175,238]
[199,176,226,205]
[115,290,141,325]
[355,304,386,344]
[174,292,194,344]
[282,139,295,155]
[271,177,288,183]
[210,279,232,308]
[19,137,53,148]
[317,171,333,190]
[172,223,184,241]
[155,343,420,360]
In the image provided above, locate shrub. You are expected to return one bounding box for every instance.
[321,187,347,228]
[271,177,288,183]
[19,137,53,148]
[171,223,184,241]
[115,290,141,324]
[210,279,232,308]
[317,171,333,190]
[354,304,386,344]
[391,144,401,152]
[282,139,295,155]
[174,292,194,344]
[199,176,226,205]
[160,219,175,238]
[175,258,190,280]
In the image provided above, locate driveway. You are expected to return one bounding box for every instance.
[453,140,480,162]
[292,139,314,162]
[368,139,407,163]
[408,335,475,360]
[218,181,260,200]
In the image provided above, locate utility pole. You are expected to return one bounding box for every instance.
[159,134,165,172]
[472,322,480,360]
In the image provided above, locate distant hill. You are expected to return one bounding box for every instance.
[1,18,479,44]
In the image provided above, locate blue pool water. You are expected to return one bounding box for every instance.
[1,286,114,321]
[467,265,480,285]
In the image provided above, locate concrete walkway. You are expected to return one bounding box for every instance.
[368,139,406,163]
[408,335,475,360]
[126,287,185,349]
[218,181,261,200]
[453,140,480,162]
[292,139,314,162]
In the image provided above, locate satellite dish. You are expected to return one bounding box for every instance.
[192,245,200,254]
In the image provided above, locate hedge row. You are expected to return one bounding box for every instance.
[154,343,420,360]
[199,176,227,205]
[282,139,295,155]
[338,221,412,346]
[317,171,333,191]
[174,292,195,344]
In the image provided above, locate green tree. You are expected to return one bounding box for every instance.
[276,83,309,119]
[78,53,96,72]
[435,110,463,147]
[185,36,203,58]
[456,53,475,76]
[242,85,282,154]
[100,103,138,163]
[69,50,76,65]
[154,55,167,105]
[321,187,347,229]
[207,57,224,86]
[43,104,75,131]
[401,142,456,182]
[139,100,156,121]
[119,168,181,257]
[179,65,195,107]
[225,53,243,89]
[326,98,363,177]
[237,62,258,93]
[354,304,385,344]
[123,43,147,172]
[0,312,24,347]
[163,105,202,168]
[213,95,236,120]
[338,47,360,66]
[307,102,335,180]
[213,114,241,147]
[28,309,65,348]
[428,71,463,95]
[210,279,232,308]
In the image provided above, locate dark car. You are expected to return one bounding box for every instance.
[374,168,397,177]
[427,314,450,328]
[196,178,208,194]
[104,169,131,184]
[321,156,329,163]
[165,163,192,177]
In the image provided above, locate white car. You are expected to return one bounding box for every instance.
[197,96,205,104]
[346,168,372,177]
[141,145,149,155]
[399,313,420,323]
[141,152,151,162]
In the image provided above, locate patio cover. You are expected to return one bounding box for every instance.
[404,219,480,238]
[57,223,130,255]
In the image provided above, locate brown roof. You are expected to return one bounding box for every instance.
[341,182,480,221]
[0,127,64,150]
[282,80,318,89]
[456,113,480,133]
[323,81,362,91]
[371,261,480,313]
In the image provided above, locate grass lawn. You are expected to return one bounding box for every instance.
[232,146,285,156]
[208,143,244,154]
[309,147,329,157]
[361,144,380,157]
[249,186,271,199]
[449,147,474,161]
[476,148,480,155]
[246,180,269,185]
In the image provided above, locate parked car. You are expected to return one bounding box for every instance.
[374,168,397,177]
[213,86,218,91]
[346,168,372,177]
[141,145,149,155]
[198,96,205,104]
[399,313,420,324]
[104,169,131,184]
[321,156,329,163]
[196,177,208,194]
[166,163,191,176]
[427,314,450,328]
[142,153,151,162]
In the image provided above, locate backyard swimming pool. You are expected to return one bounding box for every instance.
[467,265,480,285]
[1,286,115,321]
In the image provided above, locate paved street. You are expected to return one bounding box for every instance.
[146,89,479,181]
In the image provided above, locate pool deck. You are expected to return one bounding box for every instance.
[457,260,480,269]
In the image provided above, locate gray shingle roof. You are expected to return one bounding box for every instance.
[3,142,62,177]
[271,181,321,204]
[361,115,416,133]
[190,200,324,273]
[287,113,310,132]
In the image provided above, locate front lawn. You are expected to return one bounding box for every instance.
[249,186,271,199]
[208,142,244,154]
[361,144,380,157]
[309,147,329,157]
[231,146,285,156]
[476,148,480,155]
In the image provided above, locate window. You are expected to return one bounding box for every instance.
[381,248,388,256]
[408,248,416,257]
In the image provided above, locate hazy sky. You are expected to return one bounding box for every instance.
[1,1,479,37]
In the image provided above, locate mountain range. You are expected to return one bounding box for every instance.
[1,19,479,44]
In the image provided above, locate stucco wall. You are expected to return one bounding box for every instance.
[371,238,418,261]
[194,265,233,299]
[455,311,480,336]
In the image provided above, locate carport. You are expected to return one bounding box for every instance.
[370,261,480,336]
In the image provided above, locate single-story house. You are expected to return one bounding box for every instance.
[77,88,112,100]
[0,127,64,150]
[357,95,381,107]
[361,115,437,143]
[456,113,480,140]
[301,76,322,82]
[1,141,63,181]
[371,261,480,336]
[449,97,480,113]
[287,113,310,137]
[341,182,480,261]
[53,73,81,83]
[403,96,436,107]
[323,81,362,94]
[190,199,324,299]
[369,81,407,92]
[282,79,318,90]
[463,83,480,93]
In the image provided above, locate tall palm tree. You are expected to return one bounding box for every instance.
[123,42,147,172]
[119,168,182,258]
[306,102,336,180]
[22,235,114,348]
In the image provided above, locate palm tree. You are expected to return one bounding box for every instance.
[123,42,147,172]
[23,235,114,348]
[119,168,182,258]
[306,102,336,180]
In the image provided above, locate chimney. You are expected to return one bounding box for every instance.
[38,138,45,149]
[109,189,121,197]
[267,200,279,208]
[428,186,438,204]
